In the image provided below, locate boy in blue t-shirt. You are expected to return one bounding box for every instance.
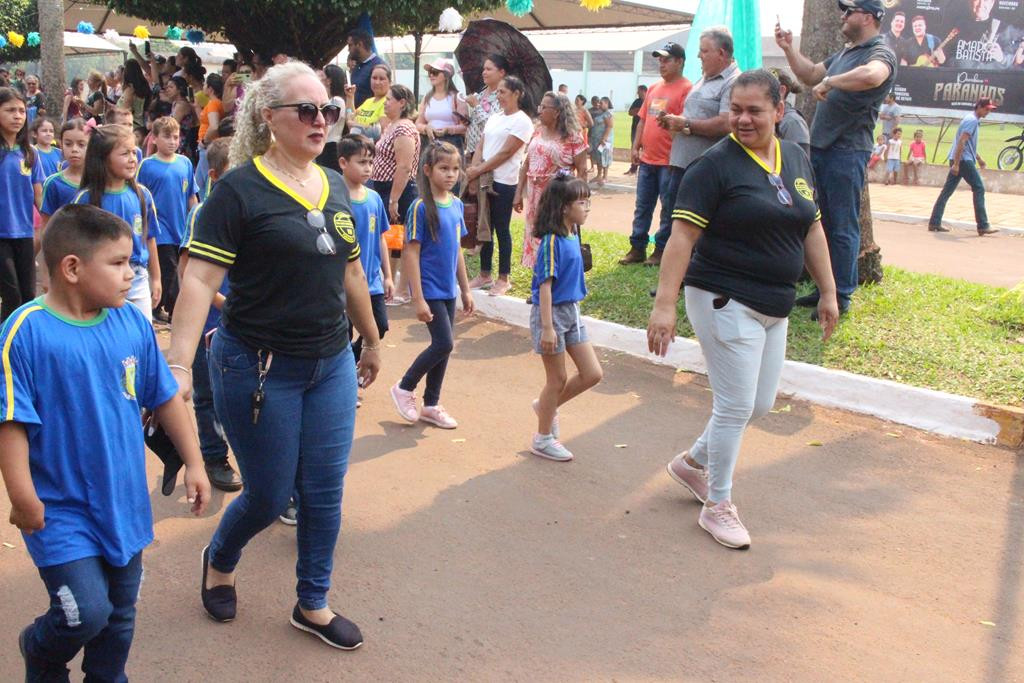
[137,116,198,321]
[338,135,393,367]
[177,137,241,493]
[0,204,210,679]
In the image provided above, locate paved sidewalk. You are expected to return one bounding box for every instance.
[1,312,1021,680]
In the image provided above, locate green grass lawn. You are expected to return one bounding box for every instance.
[609,111,1024,168]
[467,221,1024,405]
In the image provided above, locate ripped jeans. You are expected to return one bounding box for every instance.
[22,552,143,682]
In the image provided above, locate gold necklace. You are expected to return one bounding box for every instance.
[264,155,312,187]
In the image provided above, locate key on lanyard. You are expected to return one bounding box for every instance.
[251,350,273,425]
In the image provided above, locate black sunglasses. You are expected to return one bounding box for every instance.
[842,8,869,18]
[768,174,793,207]
[268,102,341,127]
[305,209,337,255]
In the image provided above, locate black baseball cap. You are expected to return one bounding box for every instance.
[652,43,685,60]
[837,0,885,20]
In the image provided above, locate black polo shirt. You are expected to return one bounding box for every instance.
[190,157,361,358]
[674,135,821,318]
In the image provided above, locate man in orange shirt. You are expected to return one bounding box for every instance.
[619,43,692,266]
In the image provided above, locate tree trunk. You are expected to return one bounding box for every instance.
[797,2,883,285]
[413,31,423,102]
[37,0,64,120]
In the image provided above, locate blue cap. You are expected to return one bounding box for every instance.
[837,0,885,20]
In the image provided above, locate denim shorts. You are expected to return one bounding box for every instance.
[530,301,588,354]
[886,158,901,172]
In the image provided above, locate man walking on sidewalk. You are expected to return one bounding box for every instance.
[776,0,897,317]
[927,98,999,236]
[618,43,691,266]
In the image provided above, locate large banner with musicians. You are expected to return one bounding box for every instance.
[883,0,1024,120]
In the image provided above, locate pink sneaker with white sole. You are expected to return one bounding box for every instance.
[419,405,458,429]
[666,451,707,503]
[390,383,419,423]
[698,500,751,549]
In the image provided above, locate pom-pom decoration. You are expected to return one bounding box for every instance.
[186,29,205,44]
[165,26,183,40]
[505,0,534,17]
[579,0,611,9]
[439,7,464,32]
[26,32,40,47]
[133,26,150,39]
[7,31,25,48]
[0,36,7,49]
[103,29,120,42]
[77,21,95,34]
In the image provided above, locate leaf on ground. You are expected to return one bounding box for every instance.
[451,438,466,443]
[2,542,15,549]
[614,444,628,448]
[885,432,902,438]
[979,620,996,627]
[770,404,792,414]
[807,440,823,447]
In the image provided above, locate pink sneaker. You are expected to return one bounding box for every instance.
[390,382,419,423]
[419,405,458,429]
[468,274,493,290]
[666,451,707,503]
[698,500,751,549]
[532,399,559,439]
[488,279,512,297]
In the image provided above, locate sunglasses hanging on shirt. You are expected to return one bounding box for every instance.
[767,174,793,206]
[306,209,337,255]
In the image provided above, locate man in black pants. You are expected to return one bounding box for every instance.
[626,85,647,175]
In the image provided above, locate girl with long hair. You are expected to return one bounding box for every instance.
[118,60,152,146]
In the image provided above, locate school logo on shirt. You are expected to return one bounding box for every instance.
[182,179,189,194]
[333,211,356,243]
[132,214,143,236]
[794,178,814,202]
[20,160,32,176]
[121,356,138,400]
[368,215,376,234]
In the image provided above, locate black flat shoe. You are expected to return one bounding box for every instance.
[205,459,242,492]
[289,603,363,650]
[201,544,236,622]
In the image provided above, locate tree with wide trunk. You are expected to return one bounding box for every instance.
[37,0,64,119]
[796,3,884,284]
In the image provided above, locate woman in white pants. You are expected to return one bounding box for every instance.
[647,69,839,550]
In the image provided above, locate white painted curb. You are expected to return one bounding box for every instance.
[473,294,1001,444]
[872,211,1024,235]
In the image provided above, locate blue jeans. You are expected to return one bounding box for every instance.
[399,298,456,407]
[479,181,517,276]
[811,147,871,308]
[207,329,357,610]
[193,340,228,464]
[22,552,143,682]
[928,160,989,230]
[629,163,683,251]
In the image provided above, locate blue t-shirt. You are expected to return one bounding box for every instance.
[0,147,45,239]
[73,186,159,267]
[351,187,390,296]
[34,146,63,177]
[137,154,197,246]
[949,113,980,163]
[0,298,178,568]
[532,232,588,305]
[40,171,79,216]
[405,196,467,300]
[181,202,229,333]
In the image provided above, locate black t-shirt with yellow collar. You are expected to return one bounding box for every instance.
[190,156,361,358]
[674,134,821,318]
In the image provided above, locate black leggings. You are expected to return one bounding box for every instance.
[479,181,517,276]
[0,238,37,323]
[348,293,389,363]
[157,244,179,316]
[399,298,455,407]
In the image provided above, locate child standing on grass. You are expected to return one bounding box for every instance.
[73,124,161,322]
[885,127,902,185]
[0,203,210,681]
[529,173,603,461]
[907,129,926,185]
[390,141,474,429]
[31,117,63,177]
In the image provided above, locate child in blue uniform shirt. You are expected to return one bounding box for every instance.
[528,174,602,462]
[390,142,474,429]
[0,204,210,681]
[0,87,45,322]
[73,124,161,322]
[39,119,90,227]
[137,116,198,320]
[338,134,393,368]
[31,117,63,177]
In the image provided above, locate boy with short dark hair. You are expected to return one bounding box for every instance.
[0,204,210,680]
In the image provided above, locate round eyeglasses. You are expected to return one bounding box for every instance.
[306,209,337,255]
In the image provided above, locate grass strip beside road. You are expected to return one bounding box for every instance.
[466,221,1024,405]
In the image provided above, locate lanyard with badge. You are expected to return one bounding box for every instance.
[729,133,793,206]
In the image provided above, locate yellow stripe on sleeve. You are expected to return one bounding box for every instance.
[3,305,43,421]
[672,209,709,228]
[188,242,235,265]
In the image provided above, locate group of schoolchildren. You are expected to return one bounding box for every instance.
[2,74,603,677]
[870,127,928,185]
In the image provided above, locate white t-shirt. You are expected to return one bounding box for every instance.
[886,138,902,160]
[481,110,534,186]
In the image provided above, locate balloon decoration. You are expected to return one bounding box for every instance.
[186,29,205,44]
[133,26,150,39]
[0,36,7,50]
[579,0,611,9]
[7,31,25,48]
[77,21,95,35]
[103,29,120,42]
[165,26,183,40]
[26,32,40,48]
[505,0,534,17]
[439,7,464,32]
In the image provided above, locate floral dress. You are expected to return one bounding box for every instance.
[465,87,500,157]
[521,129,587,267]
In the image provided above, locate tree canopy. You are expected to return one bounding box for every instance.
[0,0,40,63]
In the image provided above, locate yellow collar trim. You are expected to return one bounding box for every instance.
[253,156,329,211]
[729,134,781,175]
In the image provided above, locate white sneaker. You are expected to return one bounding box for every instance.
[698,500,751,549]
[529,434,573,462]
[532,399,559,439]
[419,405,458,429]
[390,382,419,422]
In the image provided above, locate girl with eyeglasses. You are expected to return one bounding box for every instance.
[648,70,838,551]
[166,61,382,650]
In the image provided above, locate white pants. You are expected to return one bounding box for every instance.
[127,264,152,322]
[685,286,788,502]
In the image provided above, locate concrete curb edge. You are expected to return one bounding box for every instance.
[473,294,1024,448]
[872,211,1024,235]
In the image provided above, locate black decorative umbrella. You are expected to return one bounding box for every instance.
[455,19,553,111]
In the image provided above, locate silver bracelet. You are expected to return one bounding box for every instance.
[168,364,192,375]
